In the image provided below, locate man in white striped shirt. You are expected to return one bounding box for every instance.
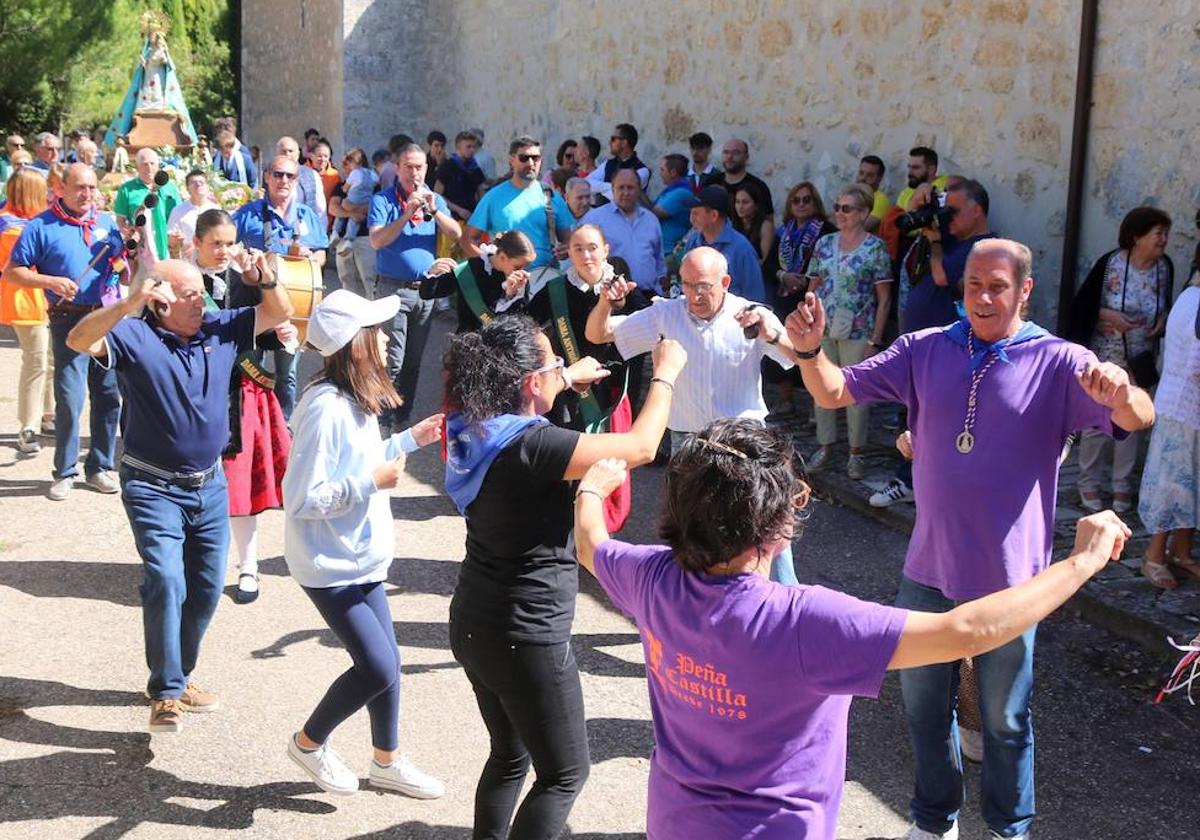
[586,246,810,583]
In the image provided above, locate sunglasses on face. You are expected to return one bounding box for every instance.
[832,203,863,214]
[516,153,541,163]
[269,170,298,180]
[791,195,813,205]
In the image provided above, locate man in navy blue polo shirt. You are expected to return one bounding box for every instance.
[368,142,461,427]
[232,154,328,419]
[7,163,126,500]
[67,258,292,733]
[680,185,766,303]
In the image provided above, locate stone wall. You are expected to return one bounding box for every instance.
[243,0,1200,318]
[241,0,344,161]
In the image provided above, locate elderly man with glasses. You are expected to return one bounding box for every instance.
[0,134,25,200]
[231,154,329,419]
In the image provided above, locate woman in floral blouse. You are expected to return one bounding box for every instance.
[807,183,893,478]
[1072,207,1174,515]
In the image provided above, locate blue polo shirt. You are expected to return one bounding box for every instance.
[103,307,257,472]
[8,208,126,305]
[467,179,554,268]
[683,220,766,303]
[367,185,449,279]
[232,198,329,255]
[654,179,694,254]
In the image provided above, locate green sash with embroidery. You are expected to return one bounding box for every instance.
[546,277,628,431]
[454,260,495,325]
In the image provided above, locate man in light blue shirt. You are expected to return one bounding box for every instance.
[463,136,571,269]
[581,169,665,294]
[681,185,766,303]
[653,153,694,255]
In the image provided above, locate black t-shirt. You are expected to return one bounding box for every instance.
[451,424,581,642]
[419,257,522,333]
[705,171,776,216]
[434,157,486,219]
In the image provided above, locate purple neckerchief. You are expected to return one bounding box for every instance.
[943,318,1049,371]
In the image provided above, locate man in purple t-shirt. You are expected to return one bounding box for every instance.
[786,239,1155,840]
[569,419,1132,840]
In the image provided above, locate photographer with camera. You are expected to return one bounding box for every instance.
[870,178,995,509]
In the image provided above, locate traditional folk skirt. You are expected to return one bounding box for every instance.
[222,373,290,517]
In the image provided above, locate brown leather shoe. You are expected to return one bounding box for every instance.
[180,682,220,713]
[149,698,184,733]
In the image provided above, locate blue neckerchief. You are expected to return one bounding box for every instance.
[943,318,1049,371]
[444,412,548,514]
[450,153,480,172]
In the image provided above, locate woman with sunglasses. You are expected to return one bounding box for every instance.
[806,183,893,478]
[572,418,1130,840]
[442,315,686,839]
[763,182,835,419]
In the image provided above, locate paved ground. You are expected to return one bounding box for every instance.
[1,308,1198,840]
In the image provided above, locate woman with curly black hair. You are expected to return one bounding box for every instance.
[573,417,1132,840]
[442,314,686,839]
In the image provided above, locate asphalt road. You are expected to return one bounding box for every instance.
[1,309,1197,840]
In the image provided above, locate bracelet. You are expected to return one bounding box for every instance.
[794,346,821,360]
[575,489,604,503]
[259,280,279,290]
[649,377,675,391]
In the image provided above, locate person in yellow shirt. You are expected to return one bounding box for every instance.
[858,155,890,233]
[895,146,948,211]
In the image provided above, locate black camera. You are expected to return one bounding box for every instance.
[896,188,956,234]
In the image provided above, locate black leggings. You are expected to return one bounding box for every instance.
[450,620,590,840]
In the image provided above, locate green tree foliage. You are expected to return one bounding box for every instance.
[0,1,236,141]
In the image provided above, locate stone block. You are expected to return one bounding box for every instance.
[984,0,1030,25]
[973,37,1021,69]
[758,19,794,58]
[1015,113,1062,165]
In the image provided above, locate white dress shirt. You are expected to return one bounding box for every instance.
[612,292,793,432]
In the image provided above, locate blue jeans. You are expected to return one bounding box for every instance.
[301,581,400,751]
[895,575,1036,837]
[49,312,120,480]
[375,281,433,425]
[271,348,297,421]
[120,466,230,699]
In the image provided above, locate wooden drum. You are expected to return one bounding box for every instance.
[269,253,323,344]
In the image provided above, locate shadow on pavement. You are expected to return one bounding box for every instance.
[0,475,52,498]
[585,716,654,765]
[347,825,643,839]
[0,676,335,834]
[389,493,457,522]
[0,559,140,606]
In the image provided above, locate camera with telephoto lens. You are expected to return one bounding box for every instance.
[895,187,956,234]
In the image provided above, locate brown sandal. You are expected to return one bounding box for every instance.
[1141,557,1178,590]
[1168,555,1200,582]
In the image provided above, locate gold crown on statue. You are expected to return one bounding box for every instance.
[140,10,171,37]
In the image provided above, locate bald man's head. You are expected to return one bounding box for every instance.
[679,246,731,320]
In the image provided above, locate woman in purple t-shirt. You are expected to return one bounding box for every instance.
[572,418,1131,840]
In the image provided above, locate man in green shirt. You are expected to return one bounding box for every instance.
[112,147,182,260]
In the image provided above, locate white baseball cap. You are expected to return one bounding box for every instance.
[306,289,400,356]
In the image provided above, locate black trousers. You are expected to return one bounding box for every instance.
[450,620,590,840]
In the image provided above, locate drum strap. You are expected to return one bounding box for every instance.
[454,261,496,325]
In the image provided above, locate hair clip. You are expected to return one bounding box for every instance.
[696,437,748,460]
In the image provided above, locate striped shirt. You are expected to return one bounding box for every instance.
[612,292,793,432]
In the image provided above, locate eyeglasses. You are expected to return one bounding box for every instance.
[269,170,298,180]
[791,194,813,205]
[531,355,565,377]
[516,153,541,163]
[680,281,716,296]
[832,203,864,214]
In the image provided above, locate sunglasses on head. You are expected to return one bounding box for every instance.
[516,153,541,163]
[269,170,298,180]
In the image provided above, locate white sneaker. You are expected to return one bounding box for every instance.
[369,755,445,799]
[17,428,41,454]
[85,470,121,494]
[48,477,75,501]
[898,823,958,840]
[287,735,359,796]
[960,726,983,763]
[870,477,914,508]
